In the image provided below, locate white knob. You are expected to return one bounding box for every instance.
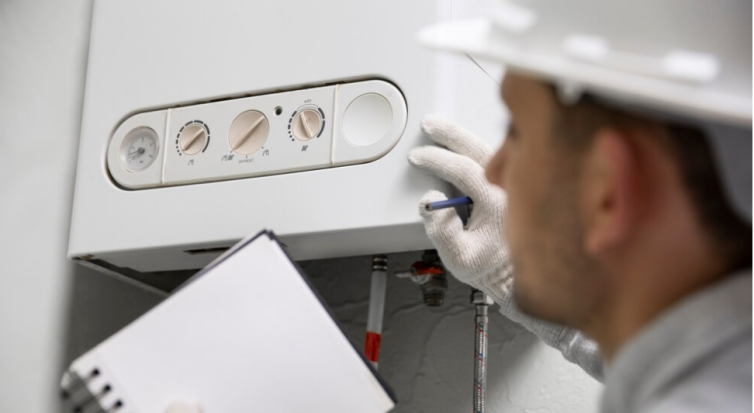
[291,109,323,141]
[228,110,269,155]
[179,124,208,155]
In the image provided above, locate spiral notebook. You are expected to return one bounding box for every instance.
[61,230,396,413]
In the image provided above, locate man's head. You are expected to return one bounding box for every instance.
[485,73,750,344]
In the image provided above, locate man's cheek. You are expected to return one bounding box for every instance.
[505,197,523,257]
[506,186,537,264]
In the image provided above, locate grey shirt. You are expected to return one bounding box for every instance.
[602,271,752,413]
[493,269,752,412]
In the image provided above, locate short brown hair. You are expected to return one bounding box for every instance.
[552,92,751,273]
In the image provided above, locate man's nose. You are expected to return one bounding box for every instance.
[485,140,508,190]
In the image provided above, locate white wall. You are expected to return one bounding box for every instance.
[0,1,603,412]
[0,0,92,411]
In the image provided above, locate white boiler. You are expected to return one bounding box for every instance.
[68,0,506,287]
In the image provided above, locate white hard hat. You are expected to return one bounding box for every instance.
[418,0,752,223]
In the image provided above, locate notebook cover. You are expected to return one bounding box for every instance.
[62,230,396,413]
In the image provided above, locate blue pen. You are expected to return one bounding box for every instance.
[425,196,473,211]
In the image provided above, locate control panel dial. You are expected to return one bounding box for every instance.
[178,123,209,155]
[291,108,323,141]
[228,110,269,155]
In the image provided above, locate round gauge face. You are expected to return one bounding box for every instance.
[120,127,159,172]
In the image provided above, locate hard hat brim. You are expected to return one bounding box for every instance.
[417,19,752,128]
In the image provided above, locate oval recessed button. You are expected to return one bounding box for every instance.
[342,93,393,147]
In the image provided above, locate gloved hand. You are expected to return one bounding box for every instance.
[408,115,605,382]
[407,115,513,304]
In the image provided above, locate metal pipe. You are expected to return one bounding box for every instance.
[471,289,492,413]
[366,255,388,369]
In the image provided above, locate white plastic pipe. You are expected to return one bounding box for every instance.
[365,256,388,369]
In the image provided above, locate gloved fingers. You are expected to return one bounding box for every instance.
[465,186,506,231]
[418,189,470,257]
[408,146,492,206]
[418,190,510,287]
[421,115,493,167]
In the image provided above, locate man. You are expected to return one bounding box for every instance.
[408,0,752,411]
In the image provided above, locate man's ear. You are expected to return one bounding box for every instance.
[582,127,642,255]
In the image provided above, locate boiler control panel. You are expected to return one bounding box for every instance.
[107,80,407,189]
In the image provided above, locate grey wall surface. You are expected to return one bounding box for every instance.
[0,0,92,411]
[0,0,602,412]
[302,254,603,413]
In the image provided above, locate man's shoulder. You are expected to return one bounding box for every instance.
[603,272,752,413]
[643,336,751,413]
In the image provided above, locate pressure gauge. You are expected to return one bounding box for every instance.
[120,127,160,172]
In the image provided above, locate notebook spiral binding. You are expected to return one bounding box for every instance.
[61,367,125,413]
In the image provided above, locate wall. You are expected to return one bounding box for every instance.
[0,0,92,411]
[0,0,603,412]
[302,254,603,413]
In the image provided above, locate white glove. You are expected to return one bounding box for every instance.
[407,115,513,304]
[409,115,605,382]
